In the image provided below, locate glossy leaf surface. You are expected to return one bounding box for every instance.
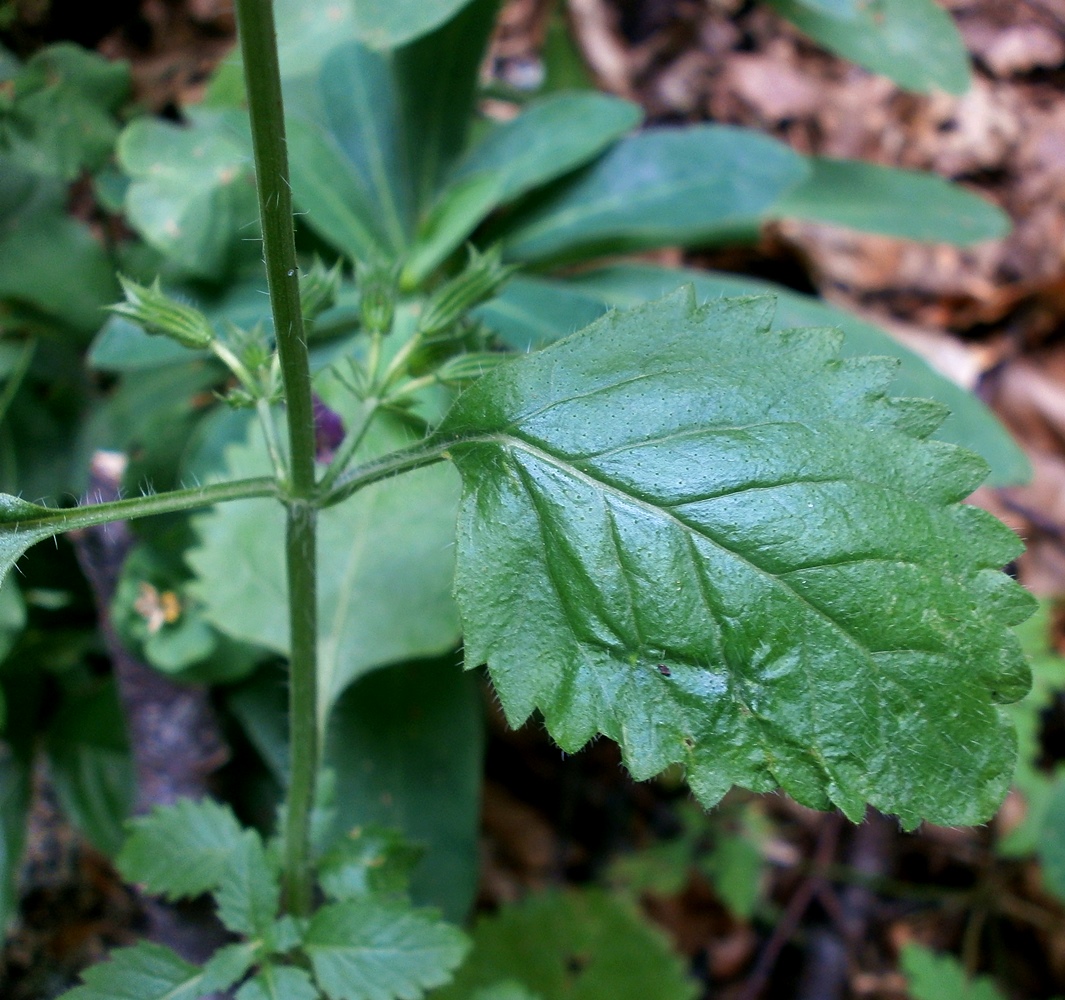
[428,890,697,1000]
[772,157,1009,244]
[499,126,807,263]
[303,900,469,1000]
[766,0,970,95]
[437,290,1033,827]
[564,264,1030,487]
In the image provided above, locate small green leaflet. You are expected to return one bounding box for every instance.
[117,797,244,899]
[303,900,469,1000]
[900,943,1006,1000]
[215,829,282,937]
[436,290,1034,828]
[57,942,208,1000]
[236,965,320,1000]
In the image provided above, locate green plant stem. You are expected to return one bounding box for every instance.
[255,398,288,480]
[2,477,278,534]
[235,0,319,916]
[319,439,453,510]
[317,397,380,494]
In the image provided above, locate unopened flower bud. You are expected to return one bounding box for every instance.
[417,246,513,341]
[109,275,214,350]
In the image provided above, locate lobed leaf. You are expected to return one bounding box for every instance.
[303,899,469,1000]
[57,942,208,1000]
[437,290,1034,827]
[117,797,244,899]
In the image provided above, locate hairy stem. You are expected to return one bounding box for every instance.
[235,0,319,916]
[2,477,278,534]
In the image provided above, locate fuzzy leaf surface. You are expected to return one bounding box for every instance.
[303,900,469,1000]
[117,797,244,899]
[437,290,1033,827]
[57,942,209,1000]
[0,494,65,590]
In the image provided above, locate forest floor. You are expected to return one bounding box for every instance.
[3,0,1065,997]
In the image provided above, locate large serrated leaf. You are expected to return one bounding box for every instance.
[303,899,469,1000]
[117,797,244,899]
[427,890,697,1000]
[436,290,1033,828]
[57,942,208,1000]
[562,264,1030,486]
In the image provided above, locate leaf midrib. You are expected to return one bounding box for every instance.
[472,432,892,666]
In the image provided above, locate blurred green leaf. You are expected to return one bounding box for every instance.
[57,942,209,1000]
[317,825,423,902]
[46,681,134,856]
[188,414,461,712]
[0,43,128,180]
[349,0,479,49]
[0,740,31,932]
[117,109,257,280]
[392,0,500,208]
[765,0,970,95]
[449,92,642,211]
[237,965,319,1000]
[428,890,698,1000]
[498,126,808,264]
[475,275,608,352]
[773,157,1010,244]
[900,943,1005,1000]
[327,657,484,922]
[0,576,25,663]
[215,829,281,937]
[0,159,118,330]
[118,797,245,899]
